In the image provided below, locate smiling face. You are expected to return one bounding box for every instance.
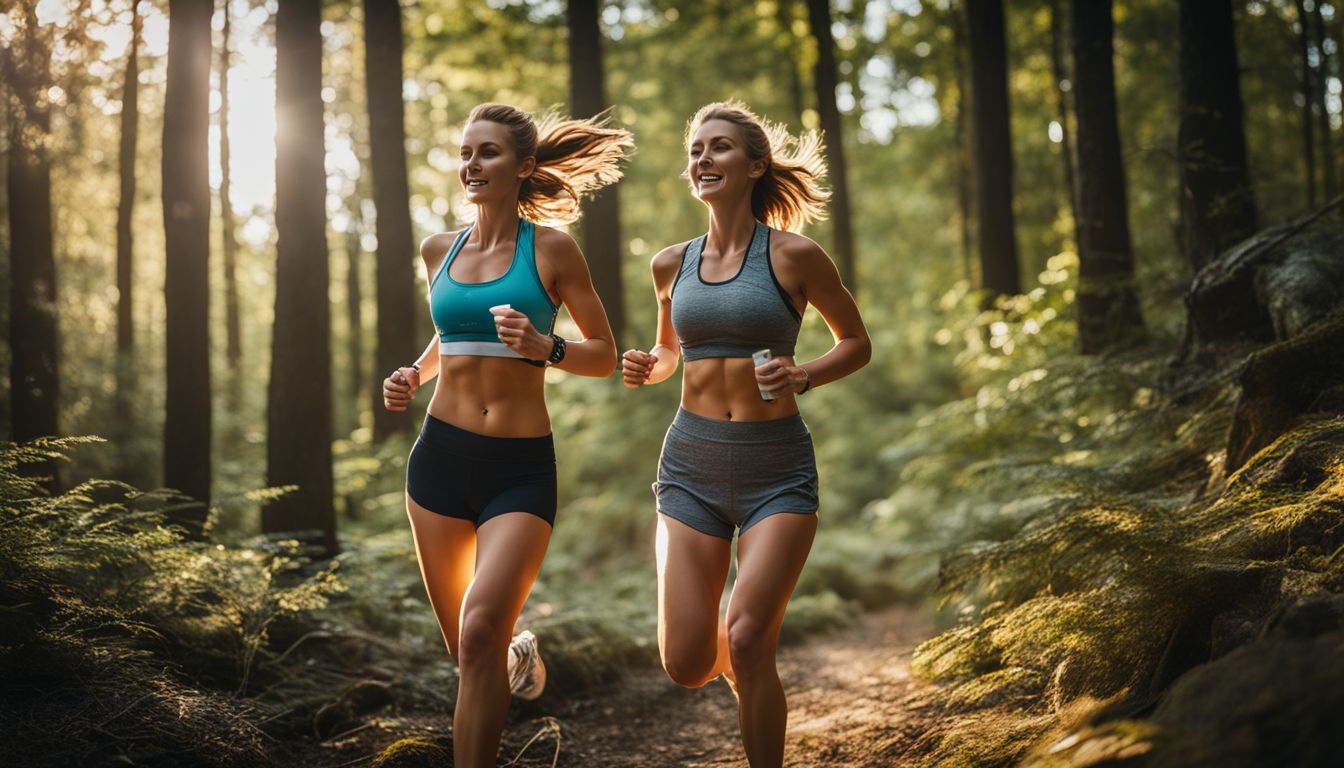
[686,118,767,204]
[459,119,536,205]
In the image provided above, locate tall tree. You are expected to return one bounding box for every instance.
[116,0,142,373]
[1293,0,1317,208]
[1049,0,1077,239]
[267,0,337,555]
[364,0,417,440]
[1309,0,1337,200]
[1070,0,1143,353]
[951,0,974,281]
[805,0,857,289]
[345,223,365,437]
[1177,0,1256,271]
[776,0,806,124]
[162,0,213,526]
[966,0,1020,296]
[4,5,60,452]
[220,1,242,371]
[567,0,627,344]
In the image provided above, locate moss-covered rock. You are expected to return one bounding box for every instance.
[371,737,450,768]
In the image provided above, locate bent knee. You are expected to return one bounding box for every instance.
[726,617,775,670]
[457,613,509,667]
[661,649,717,688]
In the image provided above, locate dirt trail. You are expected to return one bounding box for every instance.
[499,604,936,767]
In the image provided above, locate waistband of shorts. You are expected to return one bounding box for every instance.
[418,412,554,460]
[669,407,809,444]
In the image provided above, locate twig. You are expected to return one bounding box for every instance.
[319,720,378,747]
[504,716,561,768]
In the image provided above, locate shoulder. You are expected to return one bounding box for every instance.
[766,229,827,267]
[532,223,584,267]
[651,239,695,275]
[420,231,461,262]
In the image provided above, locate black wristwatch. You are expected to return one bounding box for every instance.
[545,334,567,366]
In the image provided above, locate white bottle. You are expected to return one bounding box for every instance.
[752,348,775,402]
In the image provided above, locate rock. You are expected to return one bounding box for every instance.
[1165,201,1344,397]
[371,737,450,768]
[1224,318,1344,473]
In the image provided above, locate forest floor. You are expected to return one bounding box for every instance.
[314,604,938,767]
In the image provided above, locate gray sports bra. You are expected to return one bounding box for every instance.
[670,222,801,361]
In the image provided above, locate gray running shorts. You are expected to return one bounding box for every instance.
[653,407,819,540]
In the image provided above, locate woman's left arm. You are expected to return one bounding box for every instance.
[494,229,617,377]
[757,236,871,396]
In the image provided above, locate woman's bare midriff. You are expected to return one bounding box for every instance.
[680,356,800,422]
[427,355,551,437]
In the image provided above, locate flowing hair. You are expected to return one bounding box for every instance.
[684,101,830,233]
[465,103,635,226]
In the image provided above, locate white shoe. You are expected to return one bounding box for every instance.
[507,630,546,700]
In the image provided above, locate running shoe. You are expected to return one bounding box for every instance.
[507,630,546,700]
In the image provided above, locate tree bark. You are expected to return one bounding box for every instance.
[5,8,60,452]
[965,0,1020,296]
[267,0,337,555]
[345,226,364,436]
[1309,0,1337,201]
[1070,0,1143,353]
[567,0,627,345]
[777,0,806,125]
[117,0,141,365]
[220,3,242,370]
[162,0,213,525]
[1049,0,1077,240]
[952,0,974,282]
[1177,0,1256,272]
[1293,0,1317,209]
[805,0,857,290]
[364,0,417,441]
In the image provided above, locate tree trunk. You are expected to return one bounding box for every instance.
[952,0,974,282]
[1070,0,1143,353]
[1049,0,1078,240]
[364,0,417,441]
[267,0,337,555]
[777,0,806,125]
[1177,0,1256,272]
[805,0,857,290]
[5,8,60,454]
[117,1,141,366]
[1293,0,1317,209]
[966,0,1021,296]
[220,4,242,370]
[1309,0,1337,201]
[346,226,364,436]
[567,0,627,345]
[162,0,213,526]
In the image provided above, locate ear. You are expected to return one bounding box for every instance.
[517,156,537,179]
[748,157,768,179]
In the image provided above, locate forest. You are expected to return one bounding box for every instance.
[2,0,1343,766]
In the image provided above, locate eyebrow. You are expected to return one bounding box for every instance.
[461,141,503,151]
[691,135,735,147]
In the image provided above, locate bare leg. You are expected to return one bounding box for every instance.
[655,514,732,688]
[726,513,817,768]
[406,495,477,661]
[453,512,552,768]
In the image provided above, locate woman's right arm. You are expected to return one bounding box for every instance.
[383,234,454,410]
[623,244,683,388]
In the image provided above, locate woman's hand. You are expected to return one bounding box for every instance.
[755,358,809,397]
[383,366,421,411]
[622,349,658,388]
[492,306,552,360]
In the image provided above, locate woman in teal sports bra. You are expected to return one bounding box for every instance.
[622,101,870,767]
[380,103,631,768]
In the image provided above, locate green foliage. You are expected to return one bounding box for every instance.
[890,283,1344,764]
[0,439,376,766]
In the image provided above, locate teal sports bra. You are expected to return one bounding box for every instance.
[429,219,557,360]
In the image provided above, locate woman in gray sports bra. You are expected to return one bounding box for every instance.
[622,101,870,767]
